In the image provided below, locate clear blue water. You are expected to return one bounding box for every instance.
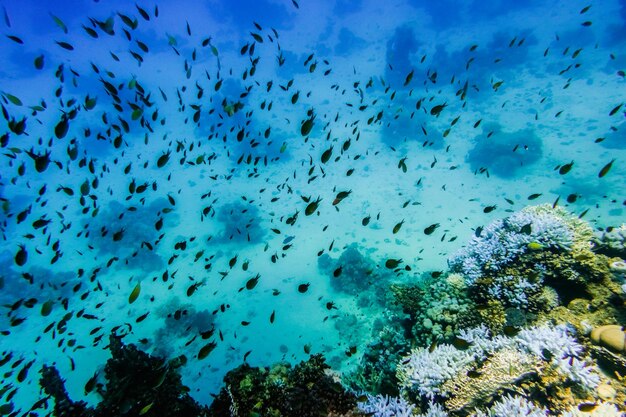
[0,0,625,415]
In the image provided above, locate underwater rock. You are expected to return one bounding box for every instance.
[591,325,626,353]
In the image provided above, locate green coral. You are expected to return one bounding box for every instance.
[391,273,479,346]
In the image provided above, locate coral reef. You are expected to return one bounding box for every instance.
[397,324,602,414]
[445,205,622,332]
[345,321,410,396]
[594,225,626,259]
[390,273,479,346]
[318,243,392,297]
[39,334,208,417]
[207,354,357,417]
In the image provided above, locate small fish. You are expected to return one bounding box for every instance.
[598,159,614,178]
[246,274,260,290]
[305,197,322,216]
[15,244,27,266]
[198,341,217,360]
[321,146,333,164]
[139,402,154,415]
[157,151,170,168]
[527,242,544,251]
[527,193,542,200]
[424,223,439,235]
[270,310,275,323]
[558,161,574,175]
[385,258,402,269]
[129,282,141,304]
[40,300,53,316]
[298,283,310,293]
[520,223,532,235]
[301,117,314,136]
[430,103,447,117]
[392,220,404,234]
[55,40,74,50]
[483,205,497,213]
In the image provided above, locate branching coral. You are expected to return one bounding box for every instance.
[449,205,583,284]
[357,393,416,417]
[397,324,601,411]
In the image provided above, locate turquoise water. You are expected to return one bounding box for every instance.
[0,0,625,416]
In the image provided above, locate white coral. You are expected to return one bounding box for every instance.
[472,395,548,417]
[357,393,416,417]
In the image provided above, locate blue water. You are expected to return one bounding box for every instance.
[0,0,625,415]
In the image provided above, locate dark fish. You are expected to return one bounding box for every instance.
[385,259,402,269]
[112,228,125,241]
[15,244,27,266]
[298,283,310,293]
[40,300,53,316]
[198,341,217,360]
[527,193,542,200]
[34,54,44,69]
[55,41,74,50]
[269,310,275,323]
[157,151,170,168]
[608,103,622,116]
[598,159,614,178]
[520,223,532,235]
[6,34,23,44]
[452,337,471,350]
[301,117,314,136]
[424,223,439,235]
[246,274,260,290]
[55,115,69,139]
[392,220,404,234]
[305,197,322,216]
[430,103,447,117]
[483,205,497,213]
[558,161,573,175]
[333,266,342,277]
[321,146,333,164]
[84,372,98,394]
[362,216,371,226]
[566,193,578,203]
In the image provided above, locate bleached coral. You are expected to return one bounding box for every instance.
[357,393,416,417]
[472,395,548,417]
[487,275,541,308]
[398,324,601,404]
[515,324,600,390]
[515,324,583,360]
[449,205,585,284]
[397,344,475,398]
[417,401,448,417]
